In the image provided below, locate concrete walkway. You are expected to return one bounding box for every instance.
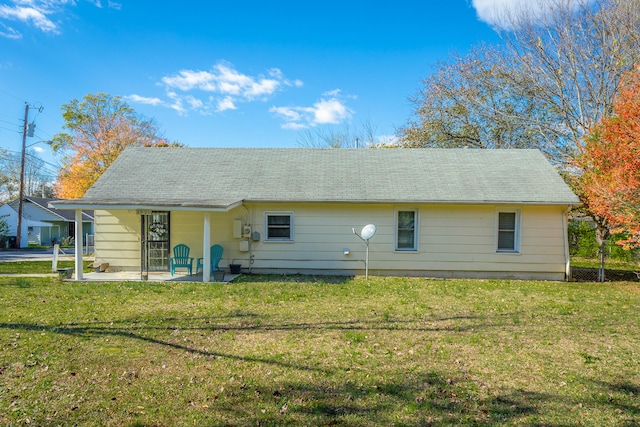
[1,250,239,282]
[0,268,240,283]
[71,271,240,282]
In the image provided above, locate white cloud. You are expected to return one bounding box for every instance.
[0,4,58,34]
[0,0,119,38]
[0,22,21,39]
[269,90,353,130]
[161,63,293,101]
[269,106,302,123]
[87,0,121,8]
[184,95,203,110]
[125,94,164,106]
[161,70,218,92]
[130,61,303,116]
[128,62,347,127]
[166,91,187,115]
[216,96,236,112]
[280,121,309,131]
[312,98,350,125]
[471,0,584,29]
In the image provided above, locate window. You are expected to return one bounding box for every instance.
[265,212,293,241]
[497,210,520,252]
[396,209,418,251]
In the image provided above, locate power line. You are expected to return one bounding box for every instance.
[0,125,20,134]
[2,149,61,169]
[0,86,27,103]
[0,118,19,126]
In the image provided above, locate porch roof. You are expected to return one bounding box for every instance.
[50,147,580,210]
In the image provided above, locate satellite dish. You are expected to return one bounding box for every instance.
[352,223,377,280]
[360,224,377,241]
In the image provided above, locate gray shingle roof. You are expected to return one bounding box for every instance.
[57,147,580,209]
[8,196,94,221]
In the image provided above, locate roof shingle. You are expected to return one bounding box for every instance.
[61,147,580,208]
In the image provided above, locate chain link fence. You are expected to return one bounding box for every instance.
[571,265,639,282]
[571,266,604,282]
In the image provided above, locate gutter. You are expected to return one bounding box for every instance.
[48,200,244,212]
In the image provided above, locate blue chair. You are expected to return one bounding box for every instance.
[196,244,224,274]
[169,244,194,276]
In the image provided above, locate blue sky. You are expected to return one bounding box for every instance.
[0,0,531,172]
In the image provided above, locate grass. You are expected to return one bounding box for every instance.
[0,261,93,274]
[0,274,638,426]
[571,256,639,271]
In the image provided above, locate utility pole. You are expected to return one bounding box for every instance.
[16,103,41,249]
[16,103,29,249]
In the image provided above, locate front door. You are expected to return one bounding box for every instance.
[142,212,170,272]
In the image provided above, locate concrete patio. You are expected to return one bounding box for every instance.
[67,270,241,282]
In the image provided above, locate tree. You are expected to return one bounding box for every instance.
[401,0,640,165]
[52,93,178,199]
[0,214,8,237]
[0,149,10,202]
[296,119,379,148]
[0,213,8,250]
[0,149,53,202]
[400,44,559,155]
[578,70,640,248]
[498,0,640,161]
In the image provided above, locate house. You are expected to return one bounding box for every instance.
[50,147,580,281]
[2,196,94,247]
[0,203,51,248]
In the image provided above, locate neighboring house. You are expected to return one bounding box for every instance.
[51,147,580,281]
[3,196,94,247]
[0,203,51,248]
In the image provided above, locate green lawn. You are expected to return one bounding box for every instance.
[0,275,638,426]
[571,256,639,271]
[0,260,93,274]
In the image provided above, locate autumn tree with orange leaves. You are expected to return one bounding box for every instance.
[52,93,179,199]
[578,70,640,248]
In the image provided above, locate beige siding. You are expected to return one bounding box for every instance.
[94,202,569,280]
[94,209,141,270]
[241,203,568,279]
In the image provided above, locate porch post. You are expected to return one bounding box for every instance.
[74,209,83,280]
[203,213,211,282]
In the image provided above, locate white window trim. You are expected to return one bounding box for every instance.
[496,208,521,253]
[395,207,419,252]
[264,211,294,242]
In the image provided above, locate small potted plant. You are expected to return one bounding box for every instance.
[228,259,242,274]
[213,269,225,282]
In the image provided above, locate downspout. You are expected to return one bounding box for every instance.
[75,209,84,281]
[562,205,572,281]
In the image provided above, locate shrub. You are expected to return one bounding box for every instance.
[568,219,639,261]
[61,236,75,247]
